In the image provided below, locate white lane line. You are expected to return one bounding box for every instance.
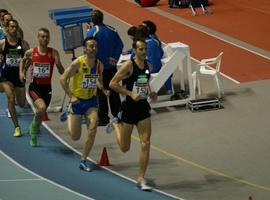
[0,178,42,182]
[0,151,94,200]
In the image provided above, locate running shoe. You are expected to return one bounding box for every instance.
[60,111,68,122]
[79,160,92,172]
[136,177,152,191]
[30,133,37,147]
[60,104,70,122]
[105,117,119,134]
[13,126,22,137]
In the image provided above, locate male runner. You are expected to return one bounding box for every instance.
[0,19,29,137]
[106,39,157,191]
[20,27,64,146]
[60,36,109,171]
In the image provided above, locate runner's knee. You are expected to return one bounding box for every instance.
[120,144,130,153]
[35,106,46,117]
[141,141,150,151]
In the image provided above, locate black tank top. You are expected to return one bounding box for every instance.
[2,37,24,73]
[123,58,150,104]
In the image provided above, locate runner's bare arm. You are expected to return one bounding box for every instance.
[60,59,80,99]
[53,49,65,74]
[109,60,134,97]
[19,48,33,82]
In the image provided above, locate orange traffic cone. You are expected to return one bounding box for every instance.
[43,111,49,121]
[99,147,111,166]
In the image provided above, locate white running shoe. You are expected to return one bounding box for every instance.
[136,177,152,191]
[105,117,118,134]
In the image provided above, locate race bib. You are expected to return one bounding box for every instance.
[33,62,50,77]
[6,54,21,67]
[133,83,148,99]
[133,74,149,99]
[82,74,98,89]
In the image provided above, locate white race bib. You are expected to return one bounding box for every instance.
[6,54,21,67]
[133,82,148,99]
[33,62,50,77]
[82,74,98,89]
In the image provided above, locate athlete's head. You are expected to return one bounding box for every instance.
[135,25,149,40]
[127,26,137,40]
[3,13,13,27]
[83,36,98,58]
[6,19,18,37]
[0,9,8,23]
[132,39,147,60]
[37,28,50,47]
[142,20,157,35]
[90,10,103,25]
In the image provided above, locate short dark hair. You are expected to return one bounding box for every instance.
[83,36,97,46]
[132,38,146,49]
[127,26,137,37]
[142,20,156,35]
[90,10,103,25]
[135,25,149,40]
[0,9,8,17]
[0,9,8,13]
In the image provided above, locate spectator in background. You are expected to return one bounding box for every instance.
[86,9,123,126]
[142,20,161,46]
[122,26,137,55]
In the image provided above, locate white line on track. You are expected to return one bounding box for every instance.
[0,178,42,182]
[0,150,94,200]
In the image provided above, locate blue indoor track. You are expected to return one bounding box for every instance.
[0,93,179,200]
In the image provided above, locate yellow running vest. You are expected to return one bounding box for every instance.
[71,56,100,99]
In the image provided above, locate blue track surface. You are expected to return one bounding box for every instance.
[0,93,178,200]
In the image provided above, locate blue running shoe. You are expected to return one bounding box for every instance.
[79,160,92,172]
[60,111,67,122]
[60,104,70,122]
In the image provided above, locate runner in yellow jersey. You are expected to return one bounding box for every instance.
[60,36,109,171]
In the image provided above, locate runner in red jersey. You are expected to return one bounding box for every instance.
[19,27,64,147]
